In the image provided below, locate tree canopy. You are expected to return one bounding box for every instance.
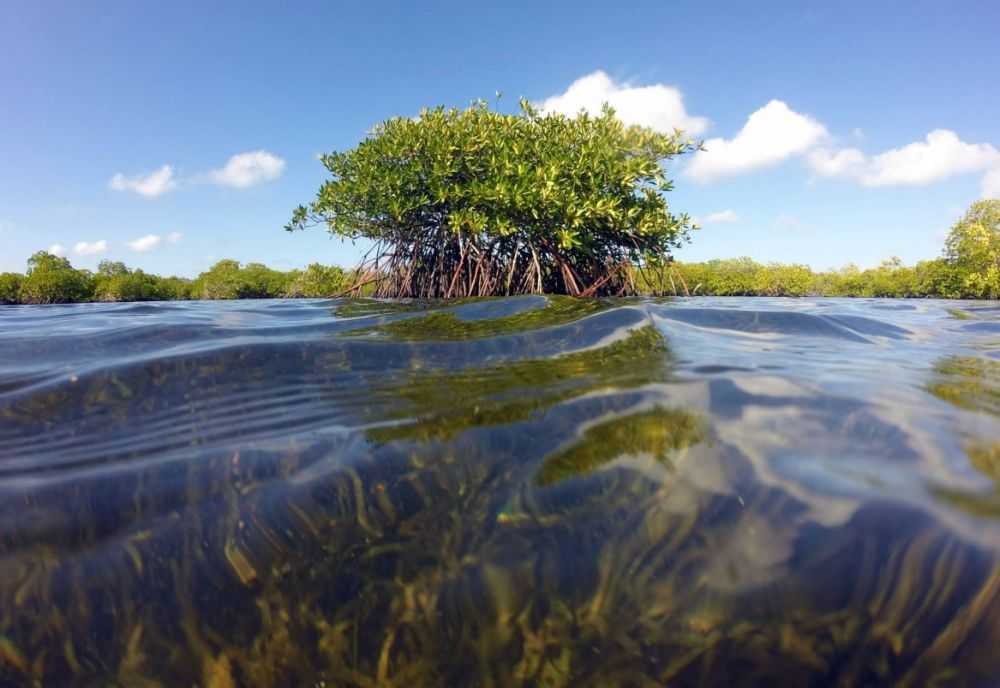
[0,272,24,304]
[288,100,698,297]
[18,251,95,304]
[943,199,1000,299]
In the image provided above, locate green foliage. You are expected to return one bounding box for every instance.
[18,251,95,304]
[190,260,295,300]
[943,199,1000,299]
[191,260,300,300]
[158,276,194,300]
[911,258,962,298]
[0,272,24,304]
[284,263,349,298]
[93,260,183,302]
[0,254,347,305]
[289,100,698,297]
[240,263,296,298]
[190,259,244,299]
[647,252,986,300]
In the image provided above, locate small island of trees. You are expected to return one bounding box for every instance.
[287,100,698,298]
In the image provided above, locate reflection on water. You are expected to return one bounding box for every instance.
[0,296,999,686]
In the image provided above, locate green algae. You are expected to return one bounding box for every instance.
[927,356,1000,417]
[345,295,619,340]
[365,324,672,444]
[536,406,706,486]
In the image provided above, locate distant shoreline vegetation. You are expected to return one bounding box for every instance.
[2,201,997,305]
[0,256,351,305]
[0,254,992,305]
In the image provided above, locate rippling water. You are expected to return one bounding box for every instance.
[1,296,999,686]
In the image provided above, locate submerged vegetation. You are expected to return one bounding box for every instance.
[927,355,1000,417]
[3,296,1000,685]
[346,295,612,340]
[926,353,1000,517]
[364,322,676,444]
[288,100,698,297]
[536,406,706,486]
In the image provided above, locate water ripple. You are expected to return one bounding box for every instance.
[1,295,999,686]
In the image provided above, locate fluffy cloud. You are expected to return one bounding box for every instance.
[49,243,66,257]
[208,150,286,188]
[127,234,162,252]
[809,130,1000,187]
[807,147,866,178]
[538,70,708,135]
[686,100,828,182]
[109,165,177,198]
[125,232,183,252]
[694,209,739,225]
[74,240,107,256]
[983,168,1000,198]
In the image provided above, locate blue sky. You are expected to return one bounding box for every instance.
[2,0,999,276]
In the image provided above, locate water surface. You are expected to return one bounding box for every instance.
[1,296,999,686]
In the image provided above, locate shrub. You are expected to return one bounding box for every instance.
[0,272,24,304]
[284,263,349,298]
[944,199,1000,299]
[18,252,94,304]
[191,260,245,300]
[288,100,697,297]
[93,261,169,302]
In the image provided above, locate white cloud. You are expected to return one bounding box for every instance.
[109,165,177,198]
[695,209,739,225]
[863,130,997,186]
[167,231,183,243]
[809,130,1000,187]
[980,167,1000,199]
[807,147,867,178]
[74,240,107,256]
[686,100,828,182]
[49,243,66,257]
[538,70,709,135]
[208,150,286,188]
[127,234,162,252]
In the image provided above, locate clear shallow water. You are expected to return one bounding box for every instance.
[1,296,999,686]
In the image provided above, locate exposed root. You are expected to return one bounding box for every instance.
[340,231,653,299]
